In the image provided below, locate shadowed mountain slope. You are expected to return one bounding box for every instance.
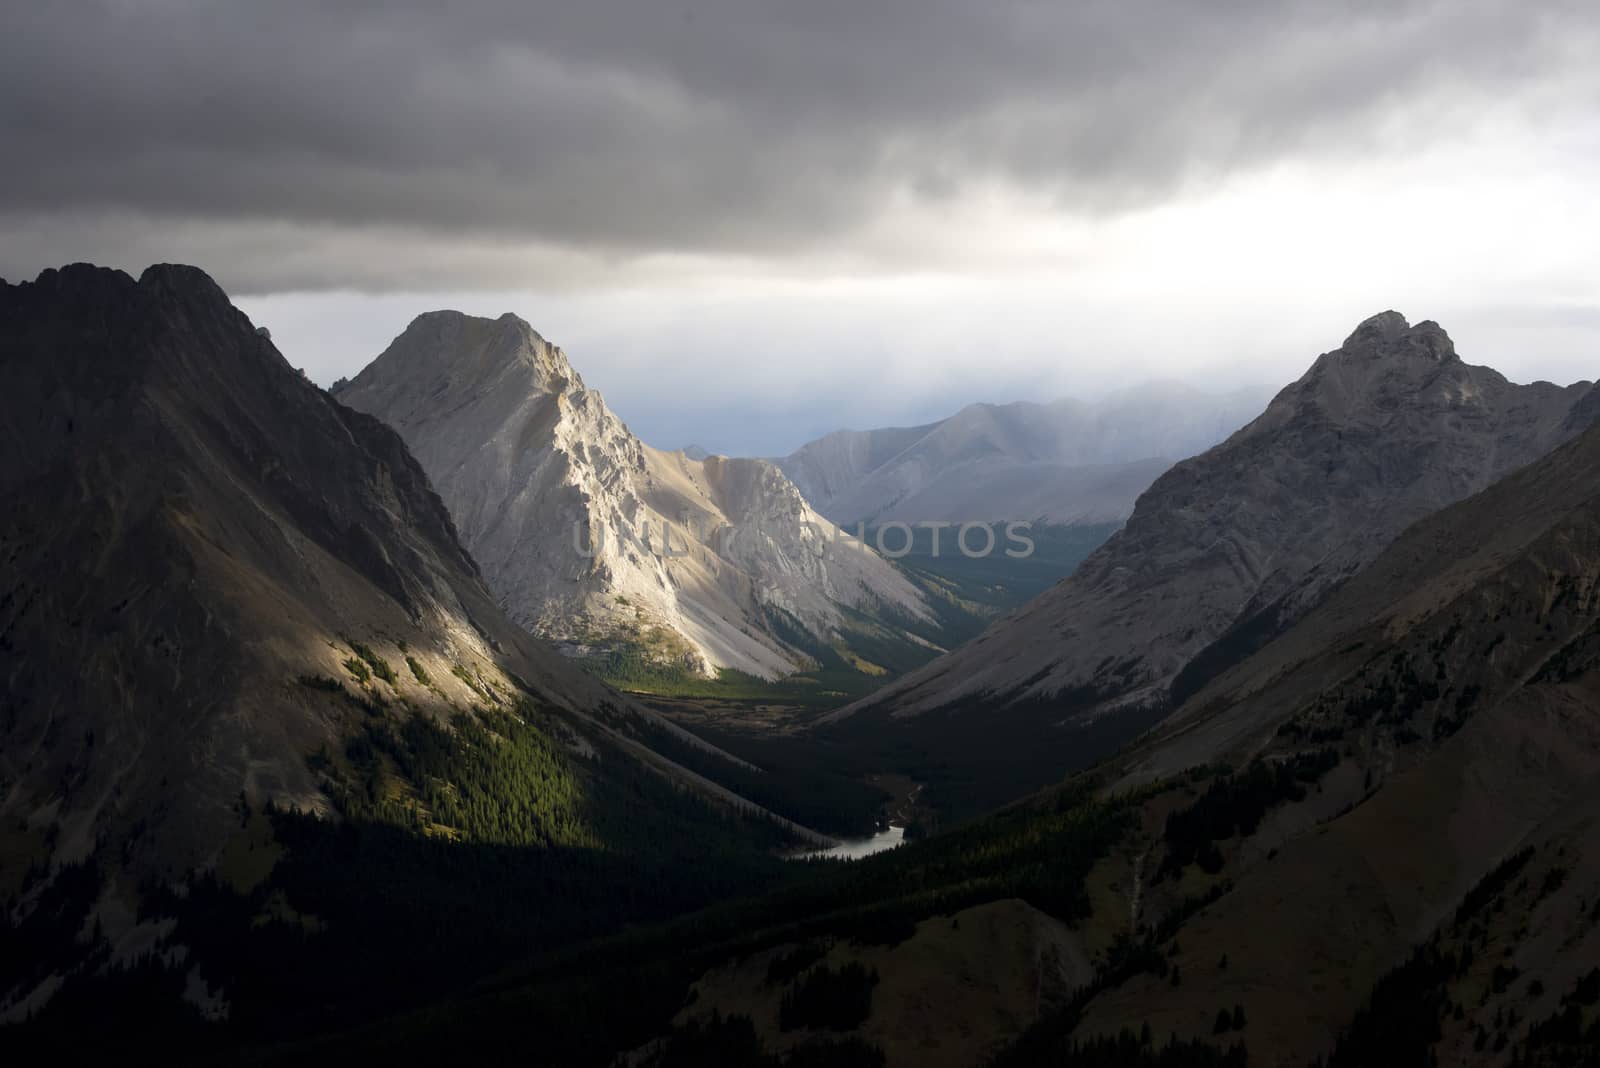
[821,313,1594,818]
[617,416,1600,1068]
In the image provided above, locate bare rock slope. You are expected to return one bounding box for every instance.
[335,312,933,680]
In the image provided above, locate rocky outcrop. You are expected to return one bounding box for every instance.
[828,312,1595,734]
[776,383,1269,527]
[335,313,933,680]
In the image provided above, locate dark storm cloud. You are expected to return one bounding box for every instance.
[1,0,1592,290]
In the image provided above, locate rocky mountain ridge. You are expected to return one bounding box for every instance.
[823,312,1596,809]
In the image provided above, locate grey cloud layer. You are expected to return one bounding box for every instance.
[3,0,1595,290]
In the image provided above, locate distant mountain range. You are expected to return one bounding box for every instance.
[775,383,1271,528]
[820,312,1597,817]
[334,312,942,684]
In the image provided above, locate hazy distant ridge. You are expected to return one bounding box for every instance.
[775,383,1271,527]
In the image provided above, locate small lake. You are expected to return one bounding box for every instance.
[795,825,905,861]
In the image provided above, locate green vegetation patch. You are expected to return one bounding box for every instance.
[450,662,498,704]
[347,640,398,685]
[331,706,595,849]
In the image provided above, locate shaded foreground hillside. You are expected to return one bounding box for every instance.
[279,418,1600,1067]
[0,265,825,1052]
[670,415,1600,1065]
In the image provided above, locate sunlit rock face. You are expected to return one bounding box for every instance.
[337,311,933,680]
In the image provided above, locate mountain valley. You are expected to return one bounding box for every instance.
[12,6,1600,1065]
[3,270,1598,1068]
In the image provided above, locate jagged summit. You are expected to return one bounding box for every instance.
[1349,308,1408,333]
[403,308,551,348]
[340,309,588,428]
[1340,309,1456,362]
[12,262,226,313]
[2,263,317,438]
[17,262,236,306]
[400,308,576,379]
[19,261,131,289]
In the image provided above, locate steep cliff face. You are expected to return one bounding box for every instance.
[0,265,801,885]
[826,313,1595,767]
[336,312,934,681]
[776,384,1269,527]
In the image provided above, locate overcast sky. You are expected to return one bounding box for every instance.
[5,1,1598,454]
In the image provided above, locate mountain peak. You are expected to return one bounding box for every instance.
[13,263,242,331]
[1341,310,1456,363]
[830,314,1591,799]
[347,308,581,403]
[401,308,546,350]
[1347,309,1409,339]
[138,261,226,292]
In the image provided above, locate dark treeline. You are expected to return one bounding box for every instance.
[1322,840,1596,1068]
[237,786,1133,1065]
[633,718,887,838]
[5,696,1141,1066]
[1157,751,1339,879]
[2,693,806,1061]
[995,1029,1248,1068]
[1518,966,1600,1065]
[823,693,1173,826]
[645,1011,886,1068]
[778,962,878,1031]
[765,942,828,986]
